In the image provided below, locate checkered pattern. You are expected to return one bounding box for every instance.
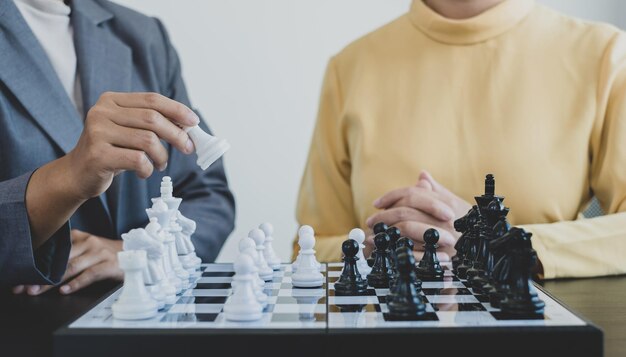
[326,262,585,328]
[70,263,584,330]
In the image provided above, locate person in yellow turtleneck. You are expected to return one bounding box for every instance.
[295,0,626,279]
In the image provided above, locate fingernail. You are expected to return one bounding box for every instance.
[27,285,40,295]
[373,198,381,208]
[185,139,194,154]
[60,285,71,294]
[365,217,372,227]
[188,111,200,126]
[159,162,168,172]
[12,286,24,294]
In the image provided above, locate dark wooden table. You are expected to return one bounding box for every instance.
[1,276,624,357]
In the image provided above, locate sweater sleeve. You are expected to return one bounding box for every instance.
[295,58,357,262]
[523,32,626,279]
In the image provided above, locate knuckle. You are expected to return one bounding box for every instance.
[144,92,162,107]
[142,110,161,126]
[139,131,160,151]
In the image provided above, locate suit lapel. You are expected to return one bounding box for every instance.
[72,0,132,235]
[0,0,83,154]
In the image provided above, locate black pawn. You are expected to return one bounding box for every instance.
[387,248,426,320]
[415,229,444,281]
[373,222,389,235]
[334,239,369,295]
[367,233,393,288]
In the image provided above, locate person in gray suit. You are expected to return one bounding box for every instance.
[0,0,236,295]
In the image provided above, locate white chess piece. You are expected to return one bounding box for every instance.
[349,228,371,276]
[144,218,177,304]
[248,228,274,281]
[112,250,159,320]
[235,248,269,308]
[185,125,230,170]
[121,228,166,310]
[292,225,321,273]
[259,222,281,270]
[158,177,202,273]
[223,254,263,322]
[291,233,324,288]
[146,201,184,294]
[155,178,193,279]
[176,211,202,271]
[239,237,266,288]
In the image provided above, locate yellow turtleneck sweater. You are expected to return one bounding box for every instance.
[296,0,626,279]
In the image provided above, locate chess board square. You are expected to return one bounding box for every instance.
[421,287,472,296]
[435,311,495,324]
[185,289,231,297]
[162,313,218,322]
[271,313,326,322]
[197,277,233,283]
[383,312,438,322]
[423,295,480,304]
[195,283,231,290]
[421,281,466,289]
[328,304,381,313]
[329,295,379,305]
[277,288,325,298]
[202,264,234,272]
[201,271,235,277]
[192,296,228,304]
[276,296,327,305]
[272,304,326,314]
[431,303,487,312]
[328,288,376,296]
[169,304,223,314]
[490,312,548,321]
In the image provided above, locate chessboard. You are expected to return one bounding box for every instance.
[54,262,602,357]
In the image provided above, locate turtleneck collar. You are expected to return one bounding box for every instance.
[408,0,535,45]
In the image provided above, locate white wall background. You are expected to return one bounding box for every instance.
[113,0,625,262]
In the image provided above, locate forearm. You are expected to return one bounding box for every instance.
[25,155,85,249]
[521,212,626,279]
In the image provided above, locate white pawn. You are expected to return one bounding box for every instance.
[292,225,320,273]
[185,125,230,170]
[291,233,324,288]
[259,222,281,270]
[146,202,184,294]
[121,228,166,310]
[349,228,371,277]
[248,228,274,281]
[223,254,263,322]
[236,247,269,308]
[239,237,266,288]
[112,250,159,320]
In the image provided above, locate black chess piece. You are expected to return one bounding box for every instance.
[334,239,369,296]
[366,232,393,288]
[395,237,422,291]
[500,228,545,317]
[470,197,509,293]
[452,206,480,272]
[415,229,444,281]
[386,226,402,286]
[485,219,514,307]
[373,222,389,234]
[387,247,426,320]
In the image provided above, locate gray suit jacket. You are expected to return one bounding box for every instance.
[0,0,236,286]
